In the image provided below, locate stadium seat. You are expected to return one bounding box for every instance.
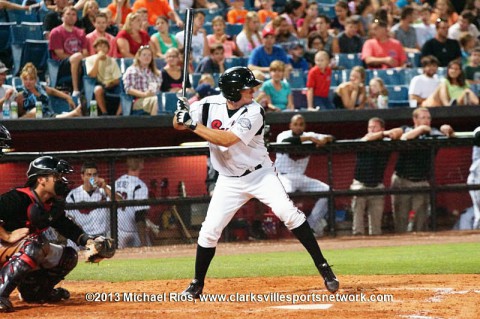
[226,23,243,36]
[331,69,345,87]
[318,5,336,19]
[0,22,15,52]
[224,57,248,69]
[97,0,110,8]
[49,96,71,114]
[7,9,39,23]
[407,52,421,68]
[291,88,307,109]
[371,68,407,86]
[155,58,166,70]
[318,0,337,4]
[288,68,306,89]
[10,39,49,79]
[120,58,134,73]
[47,58,72,89]
[161,92,179,114]
[335,53,363,70]
[387,85,409,108]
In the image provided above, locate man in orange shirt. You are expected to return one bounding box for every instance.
[132,0,183,28]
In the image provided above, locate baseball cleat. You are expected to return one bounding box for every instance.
[47,288,70,302]
[318,262,339,293]
[0,297,13,312]
[181,279,203,299]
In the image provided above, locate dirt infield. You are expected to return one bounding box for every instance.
[3,231,480,319]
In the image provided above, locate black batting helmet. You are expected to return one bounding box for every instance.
[27,156,73,180]
[0,124,11,155]
[218,67,262,102]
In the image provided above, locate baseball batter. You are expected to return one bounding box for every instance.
[275,114,333,237]
[173,66,339,298]
[467,126,480,229]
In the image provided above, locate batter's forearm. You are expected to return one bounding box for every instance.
[193,123,240,147]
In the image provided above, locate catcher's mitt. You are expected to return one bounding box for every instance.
[85,236,115,263]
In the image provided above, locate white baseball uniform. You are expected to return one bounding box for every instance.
[115,174,150,248]
[275,130,330,235]
[467,126,480,229]
[189,94,307,248]
[66,185,110,237]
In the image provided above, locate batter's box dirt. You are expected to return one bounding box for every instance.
[3,274,479,319]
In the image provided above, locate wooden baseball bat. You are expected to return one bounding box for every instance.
[181,8,194,104]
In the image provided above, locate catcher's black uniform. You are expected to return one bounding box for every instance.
[0,187,91,312]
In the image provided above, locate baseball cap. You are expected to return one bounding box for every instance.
[0,62,8,74]
[289,41,303,50]
[262,28,275,38]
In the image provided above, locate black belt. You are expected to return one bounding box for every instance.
[238,164,262,177]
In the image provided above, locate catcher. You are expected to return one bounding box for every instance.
[0,155,115,312]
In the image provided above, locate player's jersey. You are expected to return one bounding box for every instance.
[115,174,150,232]
[190,94,272,177]
[66,185,110,236]
[275,130,327,175]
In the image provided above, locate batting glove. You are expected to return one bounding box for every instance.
[175,110,197,130]
[176,96,190,111]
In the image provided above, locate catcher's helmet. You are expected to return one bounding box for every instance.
[0,124,11,154]
[218,67,262,102]
[27,156,73,179]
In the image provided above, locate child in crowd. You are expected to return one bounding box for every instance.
[459,33,476,66]
[227,0,248,24]
[306,50,333,110]
[257,0,277,25]
[188,74,217,104]
[464,46,480,85]
[260,60,294,111]
[85,37,122,115]
[207,16,242,58]
[195,43,225,74]
[366,77,389,109]
[288,42,309,72]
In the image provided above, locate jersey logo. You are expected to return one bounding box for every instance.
[236,117,252,130]
[211,119,223,130]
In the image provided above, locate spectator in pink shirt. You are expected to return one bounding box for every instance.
[86,12,117,57]
[48,6,88,98]
[361,18,407,69]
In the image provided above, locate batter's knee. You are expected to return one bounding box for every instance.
[272,204,306,230]
[197,228,221,248]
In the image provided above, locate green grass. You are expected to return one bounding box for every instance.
[69,243,480,282]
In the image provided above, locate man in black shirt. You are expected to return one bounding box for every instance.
[43,0,69,39]
[421,18,461,67]
[351,117,402,236]
[391,107,455,233]
[337,16,364,54]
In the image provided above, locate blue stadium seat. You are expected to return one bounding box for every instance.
[7,9,39,23]
[288,68,306,89]
[331,69,345,87]
[97,0,110,8]
[291,88,307,109]
[191,72,219,88]
[387,85,409,108]
[224,57,247,69]
[0,22,15,52]
[372,68,407,86]
[226,23,243,36]
[155,58,166,70]
[407,52,421,68]
[49,96,71,114]
[12,39,49,79]
[318,5,336,19]
[120,58,134,73]
[47,58,72,88]
[21,21,44,40]
[160,92,179,114]
[318,0,337,4]
[335,53,363,70]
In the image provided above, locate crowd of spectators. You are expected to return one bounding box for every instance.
[0,0,479,116]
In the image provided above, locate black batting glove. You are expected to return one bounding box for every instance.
[176,96,190,111]
[175,110,197,130]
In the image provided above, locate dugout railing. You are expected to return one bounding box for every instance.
[0,135,477,246]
